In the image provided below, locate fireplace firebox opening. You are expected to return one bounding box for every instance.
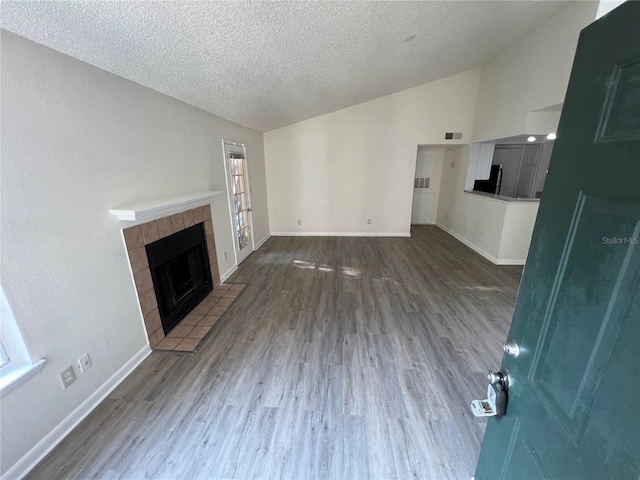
[146,223,213,334]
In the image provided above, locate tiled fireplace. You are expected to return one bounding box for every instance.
[121,205,223,349]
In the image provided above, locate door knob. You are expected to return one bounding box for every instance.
[487,371,503,385]
[487,369,511,389]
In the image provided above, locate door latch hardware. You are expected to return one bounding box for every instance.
[471,369,510,417]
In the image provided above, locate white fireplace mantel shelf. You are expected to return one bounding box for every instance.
[110,191,223,222]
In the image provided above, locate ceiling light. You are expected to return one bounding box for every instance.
[546,133,557,140]
[527,136,536,142]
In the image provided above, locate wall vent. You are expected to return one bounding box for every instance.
[444,132,463,140]
[414,177,431,189]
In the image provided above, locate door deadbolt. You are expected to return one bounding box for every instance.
[504,340,520,358]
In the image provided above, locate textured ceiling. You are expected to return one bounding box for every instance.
[1,1,569,132]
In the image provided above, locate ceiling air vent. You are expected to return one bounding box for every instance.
[444,132,463,140]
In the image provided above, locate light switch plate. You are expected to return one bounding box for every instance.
[78,353,91,373]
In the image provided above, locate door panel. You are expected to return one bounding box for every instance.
[504,426,550,479]
[412,149,436,224]
[411,191,433,224]
[531,194,639,440]
[475,3,640,479]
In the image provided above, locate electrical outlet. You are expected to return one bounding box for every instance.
[77,353,91,373]
[445,214,449,220]
[297,219,302,225]
[60,366,76,389]
[367,219,372,225]
[224,251,228,261]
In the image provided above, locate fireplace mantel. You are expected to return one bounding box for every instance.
[110,191,223,222]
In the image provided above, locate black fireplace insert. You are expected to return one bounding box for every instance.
[146,223,213,334]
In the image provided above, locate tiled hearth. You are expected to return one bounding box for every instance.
[153,283,245,352]
[121,204,242,353]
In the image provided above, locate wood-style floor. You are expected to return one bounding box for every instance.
[28,226,522,480]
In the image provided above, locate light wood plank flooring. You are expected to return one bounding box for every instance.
[28,226,522,480]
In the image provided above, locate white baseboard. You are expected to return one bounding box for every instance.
[436,224,527,266]
[254,234,271,250]
[270,231,411,237]
[495,258,526,266]
[435,223,501,264]
[5,345,151,480]
[220,264,238,283]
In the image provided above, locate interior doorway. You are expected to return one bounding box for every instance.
[222,140,254,264]
[411,147,443,225]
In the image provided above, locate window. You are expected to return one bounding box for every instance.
[0,287,45,396]
[0,339,9,368]
[229,153,252,250]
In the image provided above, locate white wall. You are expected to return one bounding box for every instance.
[0,31,268,477]
[471,1,598,142]
[437,147,507,260]
[264,69,480,236]
[262,1,602,248]
[596,0,627,19]
[435,146,538,265]
[499,202,540,263]
[433,1,598,265]
[524,106,562,136]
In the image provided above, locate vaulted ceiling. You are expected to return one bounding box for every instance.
[1,1,570,132]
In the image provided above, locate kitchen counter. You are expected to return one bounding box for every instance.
[464,190,541,203]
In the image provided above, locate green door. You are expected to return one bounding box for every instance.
[475,3,640,479]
